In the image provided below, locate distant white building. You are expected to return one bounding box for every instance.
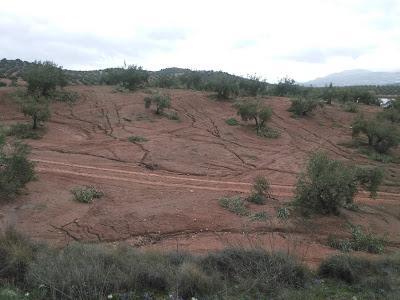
[378,98,394,108]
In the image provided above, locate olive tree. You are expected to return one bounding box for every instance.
[24,61,66,96]
[0,134,35,200]
[144,93,171,115]
[21,95,50,130]
[294,152,384,215]
[235,99,273,134]
[352,115,399,153]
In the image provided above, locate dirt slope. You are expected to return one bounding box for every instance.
[0,85,399,266]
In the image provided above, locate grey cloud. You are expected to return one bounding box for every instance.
[0,13,181,69]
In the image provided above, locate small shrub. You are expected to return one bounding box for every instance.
[0,81,6,87]
[71,186,104,203]
[259,127,280,139]
[201,248,309,294]
[166,111,180,121]
[6,123,41,139]
[225,117,239,126]
[276,207,290,220]
[319,255,372,283]
[343,102,358,113]
[328,226,386,254]
[219,196,249,216]
[128,136,148,143]
[247,176,271,205]
[0,229,38,284]
[51,90,79,103]
[288,97,321,116]
[250,211,268,221]
[174,262,221,298]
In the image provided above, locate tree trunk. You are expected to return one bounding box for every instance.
[32,115,37,130]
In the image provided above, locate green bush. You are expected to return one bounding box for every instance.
[219,196,249,216]
[6,123,41,139]
[0,136,35,200]
[212,77,239,100]
[0,81,6,88]
[225,117,239,126]
[294,152,384,215]
[288,97,320,116]
[71,186,104,203]
[294,152,358,215]
[235,99,273,134]
[128,136,148,143]
[352,115,399,153]
[144,93,171,115]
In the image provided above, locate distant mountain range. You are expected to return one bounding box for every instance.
[304,69,400,87]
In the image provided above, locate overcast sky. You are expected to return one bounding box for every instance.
[1,0,399,82]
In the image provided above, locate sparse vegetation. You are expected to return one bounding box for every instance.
[17,94,51,130]
[144,93,171,115]
[128,135,148,143]
[0,228,398,299]
[71,186,104,203]
[249,211,268,221]
[219,196,249,216]
[276,206,290,220]
[6,123,42,139]
[225,117,239,126]
[328,225,386,254]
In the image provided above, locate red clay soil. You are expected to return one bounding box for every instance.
[0,85,399,267]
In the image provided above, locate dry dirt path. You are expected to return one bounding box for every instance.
[33,158,400,202]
